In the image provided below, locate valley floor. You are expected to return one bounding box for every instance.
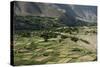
[13,26,97,65]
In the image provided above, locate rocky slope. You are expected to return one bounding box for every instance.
[12,1,97,29]
[13,1,97,23]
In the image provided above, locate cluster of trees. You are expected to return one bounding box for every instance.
[15,16,60,30]
[55,27,79,34]
[85,30,97,35]
[15,26,81,43]
[40,32,59,42]
[15,16,95,44]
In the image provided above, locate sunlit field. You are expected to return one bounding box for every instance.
[13,16,97,65]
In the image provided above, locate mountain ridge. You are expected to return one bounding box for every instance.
[13,1,97,23]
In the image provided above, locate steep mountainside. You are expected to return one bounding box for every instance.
[13,1,97,29]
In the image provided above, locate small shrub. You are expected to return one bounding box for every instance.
[71,37,78,42]
[92,30,97,34]
[71,48,82,52]
[61,35,68,39]
[80,39,90,44]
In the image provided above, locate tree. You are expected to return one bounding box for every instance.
[40,32,49,42]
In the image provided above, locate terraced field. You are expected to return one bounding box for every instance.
[13,26,97,65]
